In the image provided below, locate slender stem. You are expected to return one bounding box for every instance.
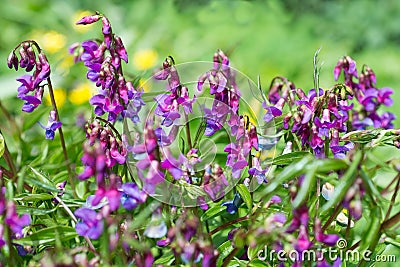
[0,166,12,179]
[1,133,17,180]
[209,215,249,236]
[221,247,239,267]
[381,174,398,195]
[316,178,320,213]
[313,47,322,97]
[381,211,400,229]
[184,113,192,150]
[47,78,76,196]
[322,204,342,231]
[95,116,122,141]
[384,174,400,221]
[0,101,21,136]
[53,195,98,255]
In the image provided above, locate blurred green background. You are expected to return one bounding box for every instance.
[1,0,400,125]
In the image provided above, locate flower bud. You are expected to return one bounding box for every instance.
[76,15,100,25]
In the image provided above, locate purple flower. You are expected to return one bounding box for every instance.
[74,208,104,239]
[153,58,196,129]
[314,219,340,246]
[134,251,154,267]
[76,14,100,25]
[5,202,31,239]
[248,156,268,184]
[221,193,244,214]
[377,87,393,106]
[91,185,121,212]
[0,224,5,249]
[263,98,284,123]
[0,186,5,215]
[39,110,62,140]
[203,164,228,200]
[9,43,51,114]
[72,14,144,123]
[120,182,147,210]
[78,141,107,182]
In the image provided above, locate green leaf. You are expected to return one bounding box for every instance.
[0,132,4,158]
[236,184,252,210]
[249,259,268,267]
[217,241,234,266]
[15,193,54,202]
[22,106,49,131]
[24,177,58,192]
[359,206,382,252]
[13,226,78,246]
[201,205,226,221]
[262,155,313,197]
[313,158,348,172]
[153,251,174,265]
[292,167,316,209]
[320,151,363,214]
[16,205,58,215]
[359,167,385,203]
[28,166,54,186]
[270,151,312,165]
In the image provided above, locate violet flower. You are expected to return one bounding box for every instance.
[71,13,145,123]
[314,219,340,246]
[0,224,5,249]
[203,164,228,201]
[120,182,147,210]
[153,57,196,129]
[8,44,50,113]
[221,192,244,214]
[197,50,241,135]
[74,208,104,239]
[5,202,31,239]
[91,183,121,212]
[39,110,62,140]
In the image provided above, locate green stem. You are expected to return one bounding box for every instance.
[1,132,17,180]
[382,211,400,229]
[209,215,249,236]
[47,78,76,197]
[384,174,400,221]
[184,112,192,150]
[322,204,342,231]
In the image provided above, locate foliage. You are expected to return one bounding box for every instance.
[1,3,400,267]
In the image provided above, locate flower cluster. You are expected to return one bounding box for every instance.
[197,50,241,136]
[263,77,356,158]
[75,119,147,240]
[157,212,218,266]
[7,41,62,140]
[224,116,259,178]
[7,42,50,113]
[84,119,127,168]
[70,13,145,123]
[334,56,395,130]
[154,56,196,128]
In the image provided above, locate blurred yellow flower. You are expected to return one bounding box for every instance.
[58,54,74,71]
[69,83,93,105]
[133,49,158,71]
[31,30,66,54]
[139,78,150,93]
[45,88,66,108]
[73,10,95,33]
